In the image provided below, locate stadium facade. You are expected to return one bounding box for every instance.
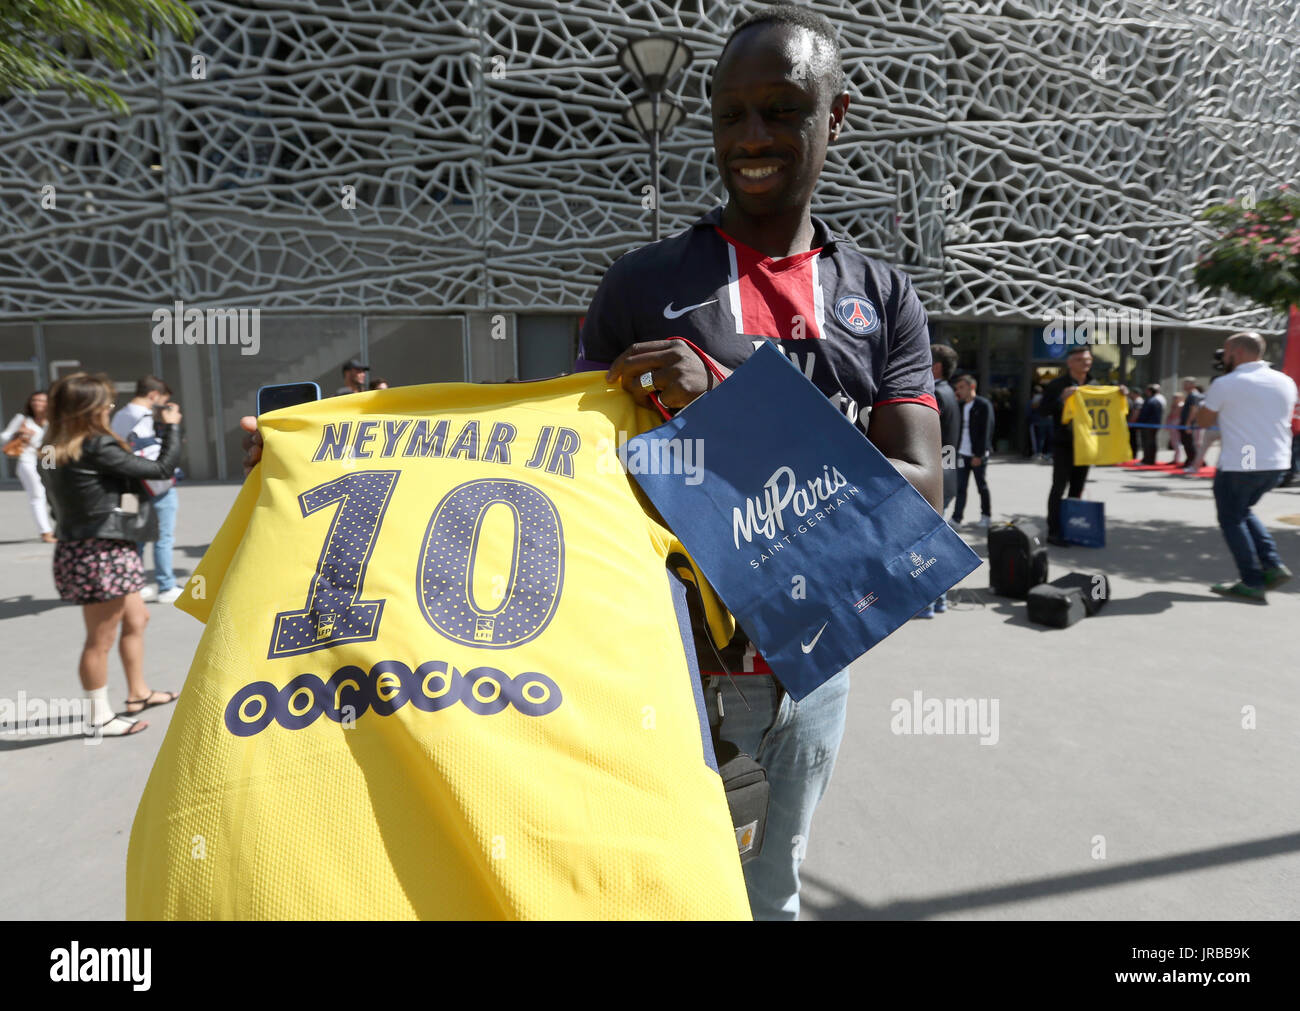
[2,0,1298,481]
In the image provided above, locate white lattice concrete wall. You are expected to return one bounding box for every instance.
[1,0,1296,330]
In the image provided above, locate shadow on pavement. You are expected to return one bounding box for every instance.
[1113,481,1211,496]
[801,830,1300,919]
[0,732,91,751]
[0,594,66,619]
[965,516,1292,587]
[0,716,101,748]
[984,590,1221,627]
[1049,516,1297,586]
[1099,590,1238,614]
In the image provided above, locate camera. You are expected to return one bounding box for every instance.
[1213,348,1226,373]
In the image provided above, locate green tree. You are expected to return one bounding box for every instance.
[1194,186,1300,316]
[0,0,197,115]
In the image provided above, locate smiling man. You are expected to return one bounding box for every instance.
[577,4,942,919]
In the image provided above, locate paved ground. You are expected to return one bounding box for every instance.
[2,456,1298,920]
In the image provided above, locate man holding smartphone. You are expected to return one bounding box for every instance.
[112,375,182,604]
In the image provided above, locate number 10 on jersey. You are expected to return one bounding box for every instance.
[268,471,565,659]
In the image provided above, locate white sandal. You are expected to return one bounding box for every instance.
[85,715,149,738]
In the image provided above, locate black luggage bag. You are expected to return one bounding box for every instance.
[1048,572,1110,616]
[988,521,1049,599]
[1027,583,1088,628]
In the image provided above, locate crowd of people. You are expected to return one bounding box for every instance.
[3,357,403,737]
[1123,376,1223,470]
[929,336,1299,604]
[0,355,401,742]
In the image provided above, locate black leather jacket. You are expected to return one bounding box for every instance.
[41,424,181,541]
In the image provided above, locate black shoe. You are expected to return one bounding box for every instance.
[1047,535,1070,548]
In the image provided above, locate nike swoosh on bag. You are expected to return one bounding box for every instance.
[663,299,718,320]
[801,622,829,653]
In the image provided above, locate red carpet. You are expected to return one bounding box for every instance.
[1118,460,1215,478]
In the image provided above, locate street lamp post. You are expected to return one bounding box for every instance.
[617,35,694,241]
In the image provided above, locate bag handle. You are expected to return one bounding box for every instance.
[647,337,728,421]
[671,336,728,386]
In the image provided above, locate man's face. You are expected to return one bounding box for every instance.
[711,25,848,220]
[954,378,974,402]
[348,368,367,387]
[1068,350,1092,378]
[1222,345,1254,372]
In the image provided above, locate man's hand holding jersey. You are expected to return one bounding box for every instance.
[240,416,261,475]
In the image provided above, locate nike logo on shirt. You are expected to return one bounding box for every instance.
[801,622,829,653]
[663,299,718,320]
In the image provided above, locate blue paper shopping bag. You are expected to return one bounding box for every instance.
[624,343,981,701]
[1060,498,1105,547]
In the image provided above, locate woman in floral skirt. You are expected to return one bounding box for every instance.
[40,373,184,738]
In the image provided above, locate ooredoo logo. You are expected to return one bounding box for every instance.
[224,658,562,737]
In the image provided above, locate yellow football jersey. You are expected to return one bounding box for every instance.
[1061,385,1132,465]
[126,373,749,920]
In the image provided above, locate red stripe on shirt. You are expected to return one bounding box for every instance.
[716,227,824,341]
[875,394,939,412]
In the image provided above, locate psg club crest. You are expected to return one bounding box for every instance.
[833,295,880,336]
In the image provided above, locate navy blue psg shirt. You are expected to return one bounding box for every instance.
[577,205,938,434]
[576,205,938,675]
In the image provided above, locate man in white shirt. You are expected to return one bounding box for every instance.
[111,376,182,604]
[1197,332,1298,603]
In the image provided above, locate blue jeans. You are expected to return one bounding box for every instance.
[1030,418,1052,456]
[710,670,850,920]
[137,486,178,590]
[1213,471,1285,587]
[953,455,990,522]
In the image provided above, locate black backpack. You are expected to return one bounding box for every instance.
[1048,571,1111,616]
[1027,583,1088,628]
[988,521,1049,599]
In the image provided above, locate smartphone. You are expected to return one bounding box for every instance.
[257,381,321,416]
